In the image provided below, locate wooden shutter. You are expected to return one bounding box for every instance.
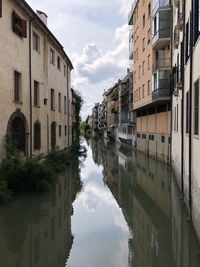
[0,0,2,18]
[21,19,27,38]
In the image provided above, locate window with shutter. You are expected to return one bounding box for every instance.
[34,121,41,150]
[12,11,27,38]
[14,71,21,102]
[34,81,40,107]
[51,122,56,148]
[0,0,2,18]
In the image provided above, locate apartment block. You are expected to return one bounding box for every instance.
[0,0,73,159]
[129,0,172,163]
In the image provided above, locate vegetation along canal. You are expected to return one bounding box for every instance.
[1,139,200,267]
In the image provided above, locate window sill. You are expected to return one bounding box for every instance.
[34,105,40,108]
[13,100,23,105]
[193,134,199,140]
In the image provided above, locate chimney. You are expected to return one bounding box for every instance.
[36,10,48,26]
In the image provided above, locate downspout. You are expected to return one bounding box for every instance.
[67,67,70,147]
[188,7,193,219]
[181,0,186,197]
[29,20,33,157]
[170,1,173,166]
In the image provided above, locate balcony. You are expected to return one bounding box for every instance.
[153,50,171,72]
[118,124,134,142]
[152,0,171,17]
[152,8,172,49]
[128,0,137,25]
[129,31,134,60]
[152,70,171,101]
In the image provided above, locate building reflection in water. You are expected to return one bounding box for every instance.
[0,162,80,267]
[91,139,200,267]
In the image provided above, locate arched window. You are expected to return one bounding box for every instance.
[34,121,41,150]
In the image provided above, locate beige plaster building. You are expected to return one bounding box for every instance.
[0,0,73,159]
[172,0,200,240]
[129,0,172,163]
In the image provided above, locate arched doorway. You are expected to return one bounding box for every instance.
[7,110,29,156]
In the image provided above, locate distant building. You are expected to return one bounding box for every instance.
[0,0,73,159]
[106,83,119,141]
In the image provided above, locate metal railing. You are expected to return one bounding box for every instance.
[152,0,171,16]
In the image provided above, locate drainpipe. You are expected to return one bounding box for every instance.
[67,67,70,148]
[29,20,33,157]
[170,2,173,166]
[188,8,193,219]
[181,0,186,197]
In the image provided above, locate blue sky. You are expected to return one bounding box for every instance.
[26,0,130,119]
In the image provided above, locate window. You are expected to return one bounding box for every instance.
[148,80,151,95]
[0,0,2,18]
[57,56,61,70]
[186,91,190,134]
[142,38,145,51]
[147,29,151,44]
[148,55,150,70]
[193,0,200,44]
[50,48,55,65]
[143,14,145,28]
[34,121,41,150]
[148,3,151,18]
[14,71,22,102]
[12,11,27,38]
[65,125,67,136]
[58,92,61,112]
[59,125,62,137]
[64,65,66,76]
[161,136,165,143]
[33,32,40,52]
[64,96,67,114]
[142,61,145,75]
[51,122,56,148]
[194,79,199,135]
[34,81,40,107]
[139,65,141,78]
[142,84,145,98]
[51,89,55,111]
[139,87,141,100]
[185,21,190,62]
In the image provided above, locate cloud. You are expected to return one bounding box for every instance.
[73,24,128,85]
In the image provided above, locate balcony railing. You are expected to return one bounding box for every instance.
[152,0,171,16]
[128,0,137,25]
[152,88,171,100]
[152,70,171,100]
[153,51,171,71]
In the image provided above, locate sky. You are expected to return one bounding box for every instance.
[26,0,131,119]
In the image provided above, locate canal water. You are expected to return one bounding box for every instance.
[1,139,200,267]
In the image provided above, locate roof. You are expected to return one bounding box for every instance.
[15,0,73,70]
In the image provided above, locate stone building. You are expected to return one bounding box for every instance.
[171,0,200,239]
[0,0,73,159]
[129,0,172,163]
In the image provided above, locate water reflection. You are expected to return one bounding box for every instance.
[88,139,200,267]
[2,139,200,267]
[0,161,80,267]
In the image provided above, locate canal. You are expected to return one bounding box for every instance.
[1,138,200,267]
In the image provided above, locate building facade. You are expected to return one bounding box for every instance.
[171,0,200,240]
[129,0,172,163]
[0,0,73,159]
